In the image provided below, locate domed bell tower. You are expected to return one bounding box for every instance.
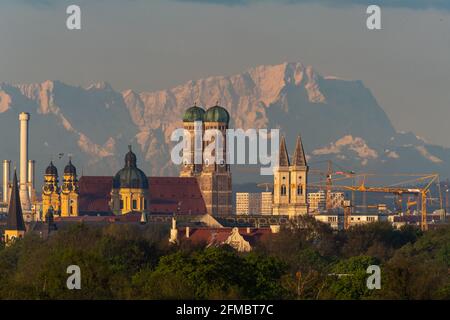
[199,105,232,215]
[42,161,61,216]
[60,158,79,217]
[180,105,205,177]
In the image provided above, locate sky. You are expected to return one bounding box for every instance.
[0,0,449,146]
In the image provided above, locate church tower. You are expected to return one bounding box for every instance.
[180,105,205,177]
[273,135,309,217]
[199,105,232,216]
[288,135,308,216]
[4,170,26,246]
[60,159,79,217]
[42,161,61,216]
[180,104,232,216]
[272,136,291,215]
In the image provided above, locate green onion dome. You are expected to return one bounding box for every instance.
[183,105,206,122]
[204,105,230,123]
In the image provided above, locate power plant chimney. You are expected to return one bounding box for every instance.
[27,160,35,202]
[19,112,31,211]
[3,160,11,203]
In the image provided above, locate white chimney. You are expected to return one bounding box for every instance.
[2,160,10,203]
[185,226,190,238]
[19,112,31,210]
[27,160,35,202]
[169,217,178,244]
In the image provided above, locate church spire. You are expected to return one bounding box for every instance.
[6,170,26,232]
[292,135,307,167]
[278,135,290,167]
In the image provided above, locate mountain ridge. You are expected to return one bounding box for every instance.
[0,62,448,186]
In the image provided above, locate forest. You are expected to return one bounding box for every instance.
[0,217,448,300]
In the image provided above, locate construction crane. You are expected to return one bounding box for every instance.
[310,172,441,231]
[309,160,356,212]
[341,174,439,231]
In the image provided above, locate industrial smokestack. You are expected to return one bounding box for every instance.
[3,160,10,203]
[27,160,35,202]
[19,112,31,211]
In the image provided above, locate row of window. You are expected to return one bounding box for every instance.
[280,185,303,196]
[119,199,147,210]
[184,126,227,130]
[183,159,227,166]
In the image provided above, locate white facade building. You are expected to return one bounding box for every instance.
[308,191,345,213]
[314,212,390,230]
[236,192,273,215]
[308,191,326,212]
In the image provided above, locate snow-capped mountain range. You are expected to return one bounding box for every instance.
[0,62,448,185]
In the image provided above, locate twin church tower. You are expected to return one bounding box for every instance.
[180,105,233,216]
[273,135,308,216]
[42,159,79,217]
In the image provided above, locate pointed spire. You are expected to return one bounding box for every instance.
[278,135,290,167]
[6,170,26,231]
[140,211,148,224]
[292,135,307,166]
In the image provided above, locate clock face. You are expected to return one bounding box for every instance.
[43,184,54,193]
[62,184,73,193]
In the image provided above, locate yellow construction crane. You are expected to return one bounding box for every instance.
[309,160,356,212]
[341,174,439,231]
[310,173,441,231]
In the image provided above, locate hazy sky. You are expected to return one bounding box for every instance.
[1,0,449,146]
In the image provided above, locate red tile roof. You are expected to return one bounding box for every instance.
[78,176,207,215]
[181,227,272,246]
[78,176,113,213]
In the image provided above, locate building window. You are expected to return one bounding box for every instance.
[132,199,137,210]
[69,206,73,215]
[297,185,303,195]
[281,185,287,196]
[120,200,124,210]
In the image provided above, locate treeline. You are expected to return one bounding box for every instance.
[0,217,448,299]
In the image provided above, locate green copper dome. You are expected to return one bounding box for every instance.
[113,146,149,190]
[204,105,230,123]
[45,161,58,176]
[183,106,205,122]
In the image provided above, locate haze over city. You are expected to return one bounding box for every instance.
[1,0,450,147]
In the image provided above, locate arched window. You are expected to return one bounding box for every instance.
[297,185,303,195]
[281,184,287,196]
